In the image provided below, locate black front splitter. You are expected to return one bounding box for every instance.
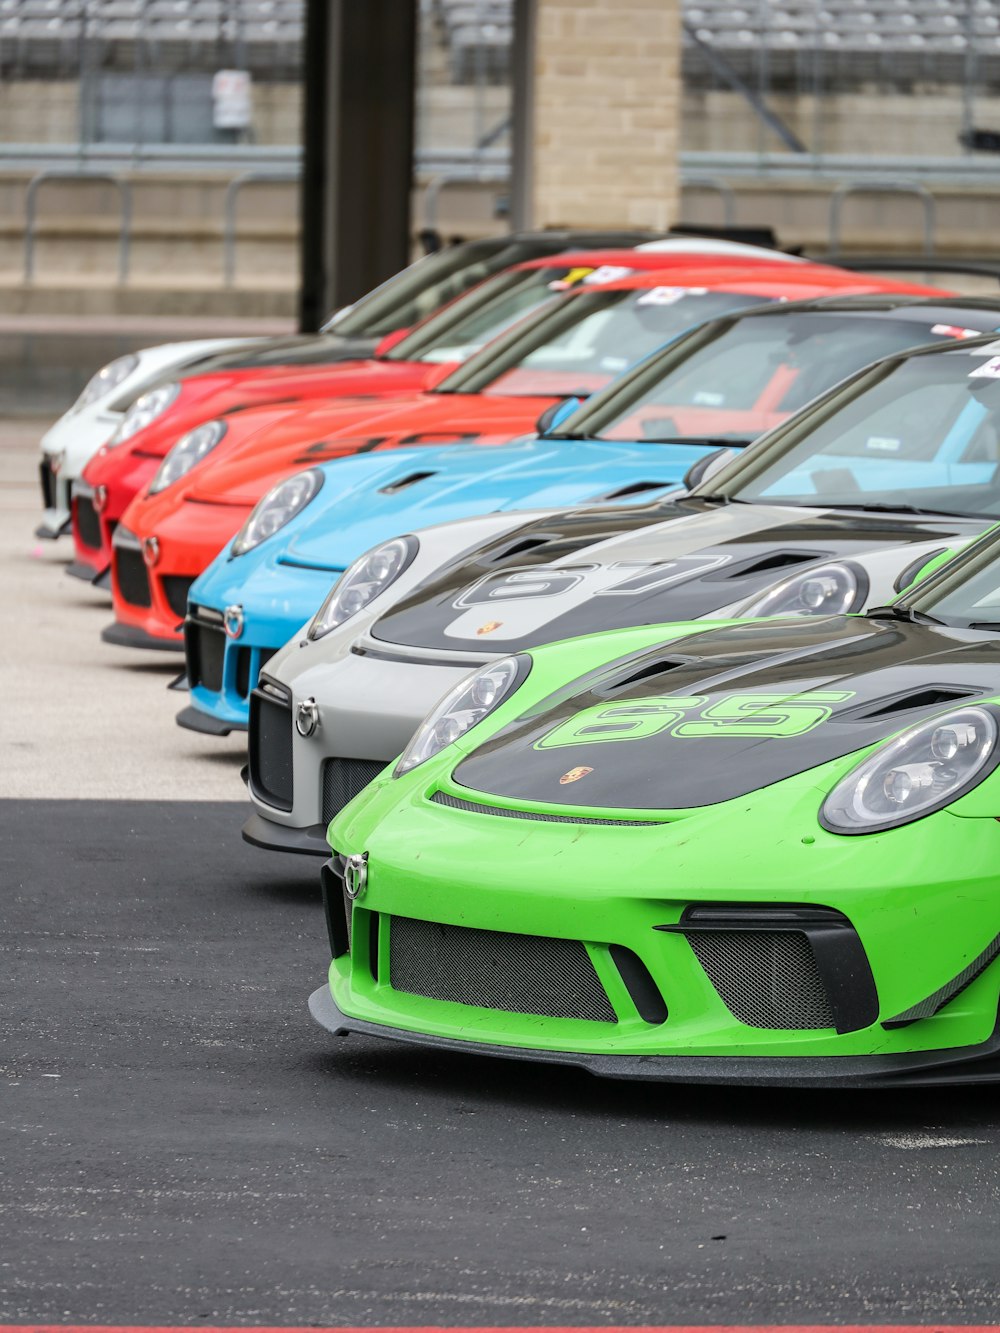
[244,812,328,856]
[35,518,71,540]
[308,986,1000,1087]
[101,622,184,652]
[66,559,109,584]
[175,704,244,736]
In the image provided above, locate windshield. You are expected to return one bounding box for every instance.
[557,311,982,447]
[329,238,554,338]
[383,265,586,364]
[437,287,772,400]
[714,348,1000,517]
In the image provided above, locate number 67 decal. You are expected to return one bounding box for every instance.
[535,690,856,749]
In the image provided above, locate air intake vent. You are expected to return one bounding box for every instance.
[846,686,977,722]
[431,791,659,827]
[729,551,821,579]
[489,534,559,563]
[324,758,387,822]
[378,470,437,495]
[602,658,689,694]
[388,915,616,1022]
[688,930,836,1030]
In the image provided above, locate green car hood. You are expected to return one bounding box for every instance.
[451,614,1000,810]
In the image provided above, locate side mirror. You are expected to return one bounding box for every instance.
[892,545,951,594]
[683,447,736,492]
[536,396,582,437]
[374,327,412,358]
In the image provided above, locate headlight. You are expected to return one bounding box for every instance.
[739,561,868,618]
[820,706,1000,835]
[308,536,417,640]
[395,655,528,777]
[149,420,227,494]
[231,468,324,557]
[72,353,139,412]
[108,381,181,446]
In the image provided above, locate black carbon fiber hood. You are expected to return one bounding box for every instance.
[372,500,983,652]
[452,615,1000,809]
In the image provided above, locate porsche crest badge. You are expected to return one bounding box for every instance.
[476,621,503,636]
[559,766,593,785]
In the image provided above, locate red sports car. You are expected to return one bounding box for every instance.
[103,261,947,649]
[72,246,763,583]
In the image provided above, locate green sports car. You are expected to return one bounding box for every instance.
[310,525,1000,1086]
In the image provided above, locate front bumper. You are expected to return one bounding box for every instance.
[37,455,70,538]
[110,500,250,645]
[309,984,1000,1087]
[244,649,469,852]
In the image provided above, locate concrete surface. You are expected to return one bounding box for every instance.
[5,800,1000,1324]
[0,416,248,799]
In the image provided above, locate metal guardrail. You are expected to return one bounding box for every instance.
[677,176,737,228]
[223,169,300,287]
[24,170,132,283]
[829,181,937,257]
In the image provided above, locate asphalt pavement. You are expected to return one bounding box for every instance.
[4,413,1000,1325]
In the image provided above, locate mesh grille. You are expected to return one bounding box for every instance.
[115,547,151,608]
[162,575,195,620]
[431,791,658,827]
[323,758,387,821]
[388,915,616,1022]
[248,691,293,811]
[186,622,225,692]
[689,930,835,1030]
[75,495,102,550]
[39,458,55,509]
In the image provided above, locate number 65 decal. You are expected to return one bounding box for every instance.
[535,690,856,750]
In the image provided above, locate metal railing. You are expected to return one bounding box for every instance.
[24,170,132,282]
[223,169,300,286]
[828,181,937,257]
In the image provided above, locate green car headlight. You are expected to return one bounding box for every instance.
[149,419,227,494]
[308,536,417,640]
[740,561,868,618]
[395,655,529,777]
[821,706,1000,835]
[109,380,181,445]
[231,468,324,557]
[72,353,139,413]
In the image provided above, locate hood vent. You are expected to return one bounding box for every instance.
[488,534,561,564]
[848,685,977,722]
[720,550,827,581]
[378,470,437,495]
[602,657,691,694]
[592,480,672,502]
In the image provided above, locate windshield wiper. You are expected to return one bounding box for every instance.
[819,501,973,519]
[638,435,755,448]
[867,603,944,625]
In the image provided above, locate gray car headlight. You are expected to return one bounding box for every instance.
[820,706,1000,835]
[149,420,227,494]
[108,381,181,446]
[395,655,529,777]
[739,561,868,618]
[231,467,324,557]
[72,353,139,413]
[308,536,418,640]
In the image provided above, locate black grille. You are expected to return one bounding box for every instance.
[248,689,293,810]
[75,494,102,550]
[115,547,151,607]
[323,757,387,821]
[431,790,659,827]
[689,930,835,1030]
[39,458,56,509]
[162,575,195,620]
[388,916,616,1022]
[185,621,226,692]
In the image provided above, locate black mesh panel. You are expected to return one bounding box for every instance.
[248,691,293,811]
[388,916,616,1022]
[115,548,151,608]
[322,758,387,822]
[39,458,55,509]
[162,575,195,620]
[75,496,102,550]
[689,930,835,1030]
[185,622,226,692]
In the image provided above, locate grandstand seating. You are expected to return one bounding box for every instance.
[1,0,998,92]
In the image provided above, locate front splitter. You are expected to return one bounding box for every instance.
[308,986,1000,1088]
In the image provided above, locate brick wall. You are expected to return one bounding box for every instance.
[531,0,681,229]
